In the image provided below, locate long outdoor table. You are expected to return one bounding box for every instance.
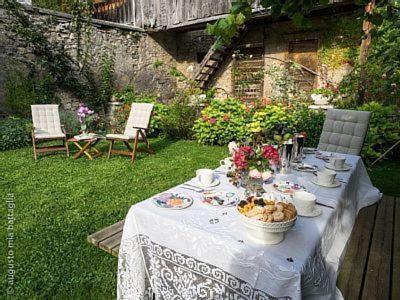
[117,153,381,300]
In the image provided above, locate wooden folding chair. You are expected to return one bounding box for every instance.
[106,103,154,163]
[31,105,69,160]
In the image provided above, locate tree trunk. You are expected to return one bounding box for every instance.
[357,0,375,105]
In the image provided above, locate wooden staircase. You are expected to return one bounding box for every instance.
[193,26,247,89]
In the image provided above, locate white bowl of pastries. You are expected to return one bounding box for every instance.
[237,196,297,244]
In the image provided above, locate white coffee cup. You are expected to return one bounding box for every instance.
[316,169,337,185]
[220,157,233,171]
[196,169,214,186]
[330,155,346,169]
[293,191,317,215]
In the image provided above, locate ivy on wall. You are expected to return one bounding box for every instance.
[319,15,363,69]
[2,0,105,112]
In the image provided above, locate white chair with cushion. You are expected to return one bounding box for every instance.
[106,103,154,163]
[31,104,69,160]
[318,108,372,156]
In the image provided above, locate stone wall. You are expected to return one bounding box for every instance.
[173,12,358,99]
[0,5,178,115]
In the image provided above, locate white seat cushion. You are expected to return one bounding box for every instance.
[106,133,142,140]
[35,131,66,139]
[318,109,371,156]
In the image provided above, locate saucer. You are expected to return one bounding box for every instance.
[152,192,193,209]
[303,147,317,154]
[194,178,220,189]
[298,206,322,217]
[311,177,341,188]
[325,163,351,171]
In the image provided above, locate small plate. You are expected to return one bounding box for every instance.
[303,147,317,154]
[311,177,341,188]
[292,163,318,173]
[152,192,193,209]
[202,190,239,207]
[325,163,351,171]
[298,206,322,217]
[273,181,306,195]
[193,178,220,189]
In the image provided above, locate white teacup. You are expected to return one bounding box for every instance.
[220,157,233,171]
[196,169,215,186]
[316,169,337,185]
[293,191,317,215]
[330,155,346,169]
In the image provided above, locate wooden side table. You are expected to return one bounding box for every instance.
[67,136,103,160]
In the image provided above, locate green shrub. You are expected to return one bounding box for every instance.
[4,71,37,117]
[161,93,198,139]
[357,102,400,160]
[193,98,252,145]
[0,117,32,151]
[248,104,295,139]
[292,105,325,147]
[59,110,81,136]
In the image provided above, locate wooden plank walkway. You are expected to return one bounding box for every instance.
[88,195,399,299]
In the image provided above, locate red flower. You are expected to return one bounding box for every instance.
[239,145,254,156]
[233,151,247,170]
[262,145,280,162]
[223,115,230,122]
[209,118,217,124]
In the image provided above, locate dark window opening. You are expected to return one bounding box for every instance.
[196,52,207,63]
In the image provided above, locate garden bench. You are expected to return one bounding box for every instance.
[87,195,399,299]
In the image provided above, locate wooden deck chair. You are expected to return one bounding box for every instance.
[31,104,69,160]
[106,103,154,163]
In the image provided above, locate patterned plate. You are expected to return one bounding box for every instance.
[273,181,306,195]
[202,190,240,207]
[152,192,193,209]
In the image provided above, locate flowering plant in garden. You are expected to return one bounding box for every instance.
[77,103,94,124]
[232,143,280,181]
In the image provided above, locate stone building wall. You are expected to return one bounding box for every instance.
[173,12,357,100]
[0,5,178,115]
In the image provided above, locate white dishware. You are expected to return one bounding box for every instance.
[311,177,341,188]
[219,157,233,172]
[316,169,337,185]
[293,191,316,214]
[330,155,346,169]
[196,169,215,186]
[237,210,296,244]
[293,191,322,217]
[325,162,351,171]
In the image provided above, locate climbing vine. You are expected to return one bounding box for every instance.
[2,0,102,109]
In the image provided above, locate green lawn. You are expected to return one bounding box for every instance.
[0,139,398,299]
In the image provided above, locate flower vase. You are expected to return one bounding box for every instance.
[80,123,88,136]
[241,171,264,196]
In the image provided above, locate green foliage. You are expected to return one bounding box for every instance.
[291,104,325,147]
[4,0,101,109]
[161,92,198,139]
[193,98,252,145]
[98,52,115,108]
[59,110,81,136]
[319,16,362,69]
[113,88,167,137]
[357,102,400,160]
[0,117,32,151]
[4,71,37,117]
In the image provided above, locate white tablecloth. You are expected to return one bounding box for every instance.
[117,154,381,300]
